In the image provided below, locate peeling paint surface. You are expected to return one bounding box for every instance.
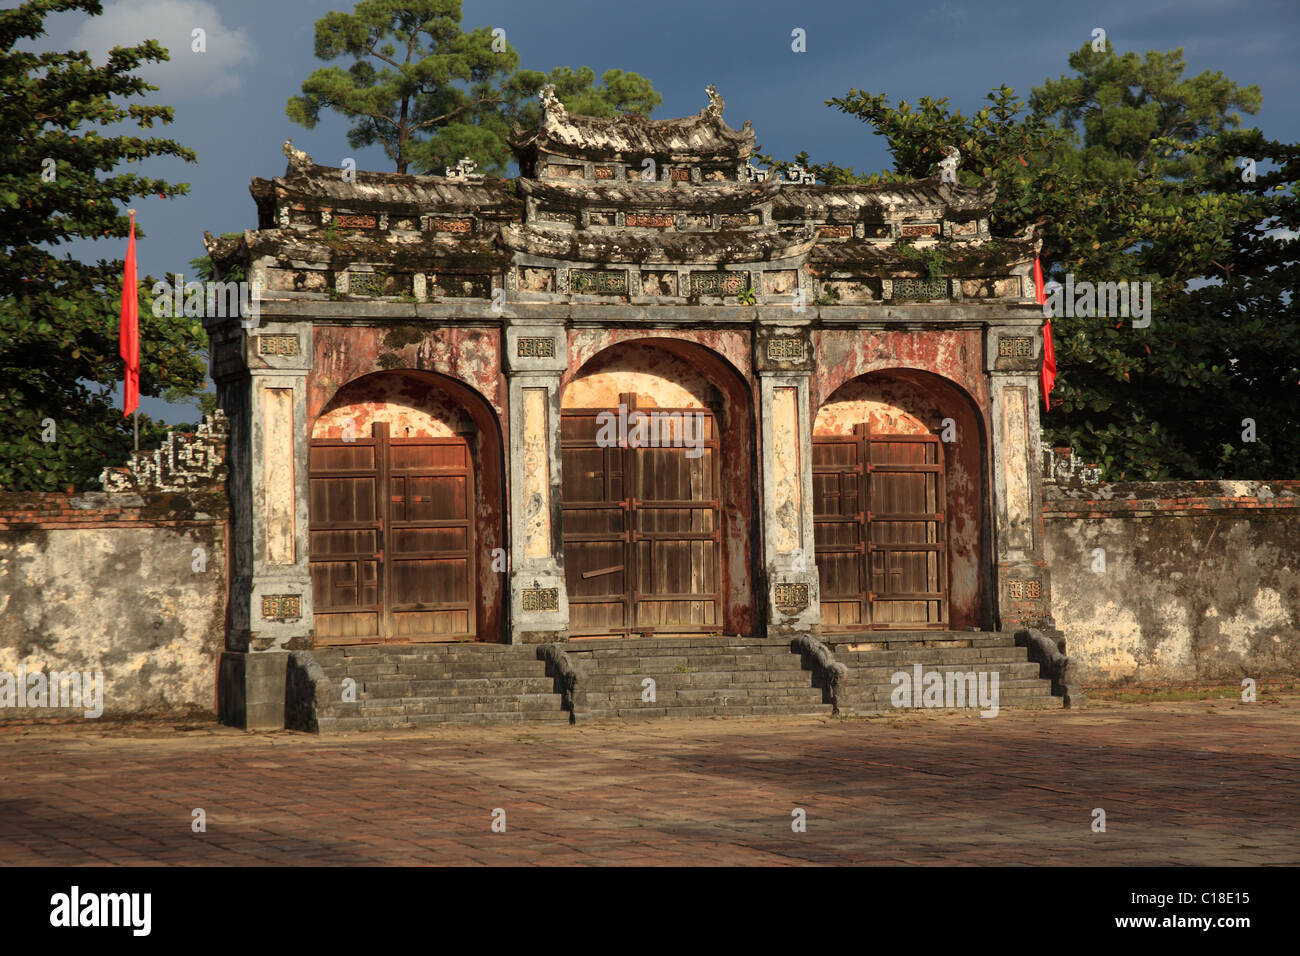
[310,325,505,442]
[313,374,473,438]
[771,387,802,554]
[521,388,552,560]
[0,525,225,713]
[1046,511,1300,682]
[263,387,296,564]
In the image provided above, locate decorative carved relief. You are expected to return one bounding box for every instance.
[257,334,299,356]
[517,336,555,358]
[891,277,948,300]
[569,270,628,295]
[1007,580,1042,601]
[626,213,675,228]
[775,583,810,612]
[689,271,746,297]
[334,214,376,229]
[261,594,302,620]
[99,410,229,492]
[766,337,807,361]
[999,336,1034,357]
[521,588,559,612]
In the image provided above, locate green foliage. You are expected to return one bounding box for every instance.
[893,239,948,279]
[812,282,841,306]
[0,0,204,491]
[287,1,660,175]
[737,286,756,305]
[771,43,1295,480]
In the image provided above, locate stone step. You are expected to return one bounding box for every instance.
[835,648,1032,666]
[566,637,792,652]
[573,702,835,722]
[823,630,1016,645]
[317,662,551,681]
[329,676,558,699]
[585,686,826,707]
[569,647,790,660]
[576,672,817,690]
[324,693,564,718]
[312,643,529,660]
[840,662,1045,681]
[575,656,806,674]
[316,710,572,732]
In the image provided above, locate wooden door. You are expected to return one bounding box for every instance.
[814,425,948,629]
[561,401,722,637]
[310,421,476,644]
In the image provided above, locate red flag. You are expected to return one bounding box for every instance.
[119,210,139,416]
[1035,257,1056,410]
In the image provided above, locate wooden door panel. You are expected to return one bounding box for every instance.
[867,435,948,628]
[814,429,948,630]
[310,426,476,644]
[561,406,721,637]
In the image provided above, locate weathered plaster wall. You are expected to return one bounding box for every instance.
[313,373,474,438]
[0,493,227,715]
[1045,482,1300,684]
[310,325,506,435]
[563,342,714,409]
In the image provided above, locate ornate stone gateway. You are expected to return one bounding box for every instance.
[205,84,1061,725]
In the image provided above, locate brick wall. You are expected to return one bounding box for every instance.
[1044,481,1300,684]
[0,490,228,717]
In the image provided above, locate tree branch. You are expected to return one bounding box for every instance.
[408,96,504,132]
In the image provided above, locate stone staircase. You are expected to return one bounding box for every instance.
[291,643,569,733]
[822,631,1062,713]
[286,630,1061,733]
[562,637,833,721]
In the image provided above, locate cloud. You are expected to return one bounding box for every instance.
[926,2,969,28]
[68,0,254,97]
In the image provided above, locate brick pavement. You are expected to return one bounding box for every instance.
[1,697,1297,866]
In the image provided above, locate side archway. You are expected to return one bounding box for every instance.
[812,368,989,630]
[309,369,505,644]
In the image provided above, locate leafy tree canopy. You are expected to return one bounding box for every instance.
[0,0,205,491]
[762,44,1295,480]
[287,0,661,176]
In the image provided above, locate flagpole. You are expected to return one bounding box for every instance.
[128,208,139,451]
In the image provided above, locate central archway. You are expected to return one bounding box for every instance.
[560,339,757,638]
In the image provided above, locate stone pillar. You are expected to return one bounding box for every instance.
[755,323,821,635]
[211,317,314,729]
[504,320,570,643]
[986,324,1053,631]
